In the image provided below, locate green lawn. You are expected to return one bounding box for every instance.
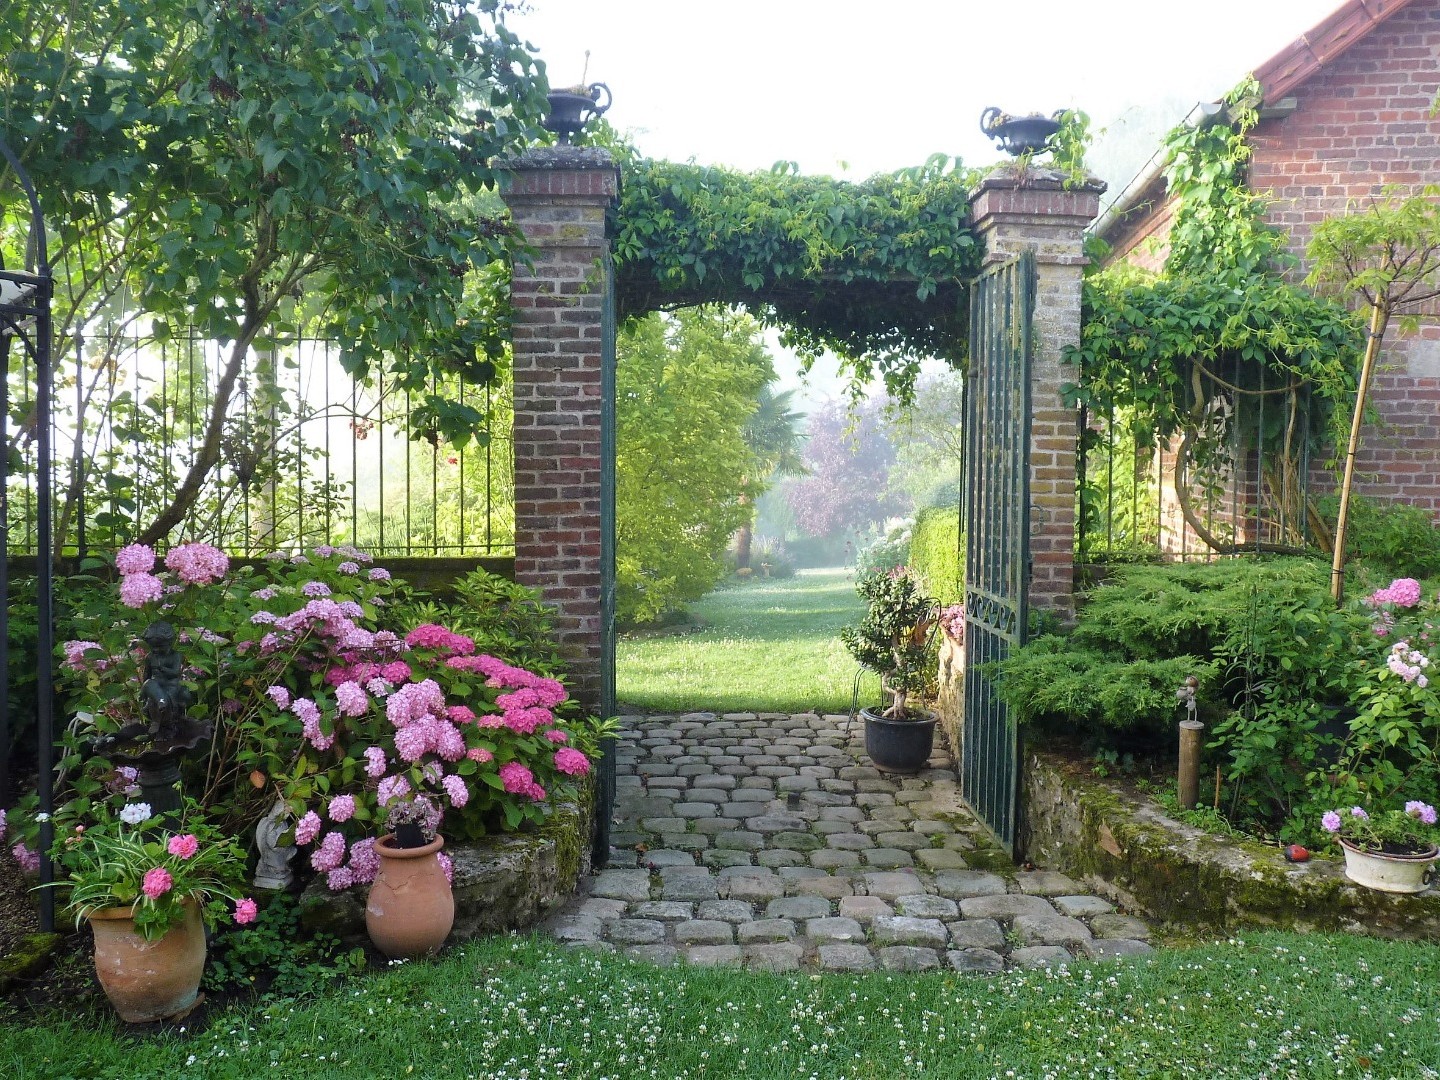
[617,568,878,714]
[5,932,1438,1078]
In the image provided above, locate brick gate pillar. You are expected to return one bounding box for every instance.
[968,165,1104,623]
[500,147,620,710]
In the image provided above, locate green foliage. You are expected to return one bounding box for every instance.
[1305,186,1440,317]
[616,307,774,624]
[613,155,982,403]
[1315,494,1440,579]
[204,893,366,998]
[907,506,963,606]
[1049,108,1094,190]
[840,570,936,718]
[855,518,913,577]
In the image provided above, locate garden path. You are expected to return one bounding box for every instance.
[544,712,1155,973]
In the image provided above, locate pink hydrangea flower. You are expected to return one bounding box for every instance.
[166,834,199,859]
[114,544,156,575]
[380,661,413,685]
[328,795,357,823]
[335,680,369,718]
[441,773,469,808]
[11,842,39,873]
[267,685,291,710]
[545,729,569,743]
[499,762,546,801]
[0,809,6,842]
[142,866,174,899]
[553,748,591,776]
[233,898,258,925]
[467,747,494,763]
[437,851,453,885]
[310,831,347,872]
[119,572,164,608]
[447,705,476,725]
[294,811,323,846]
[164,542,229,585]
[377,774,411,806]
[364,746,388,778]
[62,640,103,670]
[302,581,331,597]
[338,561,360,575]
[326,866,355,891]
[394,724,429,762]
[347,838,379,884]
[435,723,466,762]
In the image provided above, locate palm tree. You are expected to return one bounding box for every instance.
[736,383,807,570]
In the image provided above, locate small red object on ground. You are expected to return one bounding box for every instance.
[1283,844,1310,863]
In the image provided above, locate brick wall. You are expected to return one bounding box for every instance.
[969,166,1105,621]
[500,147,619,709]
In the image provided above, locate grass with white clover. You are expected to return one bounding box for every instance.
[617,568,874,715]
[4,931,1439,1078]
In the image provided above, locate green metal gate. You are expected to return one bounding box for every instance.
[594,251,618,866]
[961,250,1036,855]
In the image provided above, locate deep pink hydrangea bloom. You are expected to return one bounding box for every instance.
[546,729,569,743]
[553,748,591,776]
[167,834,199,859]
[164,542,229,585]
[114,544,155,575]
[142,866,174,899]
[233,898,258,924]
[380,661,413,684]
[447,705,476,725]
[119,572,164,608]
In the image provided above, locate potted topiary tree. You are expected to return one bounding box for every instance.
[842,569,939,774]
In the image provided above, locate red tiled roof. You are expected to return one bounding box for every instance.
[1253,0,1418,104]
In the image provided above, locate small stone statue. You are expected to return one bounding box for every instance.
[139,621,193,741]
[253,799,297,891]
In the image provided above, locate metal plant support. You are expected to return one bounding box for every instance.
[961,250,1036,855]
[0,135,57,930]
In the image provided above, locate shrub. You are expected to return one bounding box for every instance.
[907,505,962,605]
[856,518,912,577]
[1316,493,1440,580]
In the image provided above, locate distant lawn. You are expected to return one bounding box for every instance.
[617,568,878,714]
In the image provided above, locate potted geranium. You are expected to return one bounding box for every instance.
[50,800,253,1022]
[841,569,938,774]
[1320,801,1439,893]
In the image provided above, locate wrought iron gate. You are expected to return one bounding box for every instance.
[961,250,1035,855]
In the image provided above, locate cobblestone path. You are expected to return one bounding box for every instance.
[544,712,1154,973]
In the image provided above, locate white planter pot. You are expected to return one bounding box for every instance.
[1339,837,1439,894]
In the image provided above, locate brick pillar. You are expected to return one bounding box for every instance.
[968,165,1104,623]
[500,147,619,710]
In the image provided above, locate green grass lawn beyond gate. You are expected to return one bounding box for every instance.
[616,568,877,715]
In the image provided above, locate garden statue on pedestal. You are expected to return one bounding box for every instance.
[253,799,298,891]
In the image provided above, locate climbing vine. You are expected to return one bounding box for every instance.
[1067,79,1363,554]
[612,153,984,402]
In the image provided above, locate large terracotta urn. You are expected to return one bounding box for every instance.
[366,833,455,959]
[88,901,206,1023]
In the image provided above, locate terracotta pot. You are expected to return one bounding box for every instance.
[88,901,205,1023]
[366,833,454,959]
[1338,836,1439,893]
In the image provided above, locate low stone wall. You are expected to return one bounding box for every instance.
[1021,749,1440,940]
[934,633,964,758]
[300,794,592,943]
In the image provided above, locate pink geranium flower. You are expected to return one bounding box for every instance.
[142,866,174,899]
[166,834,199,859]
[233,898,259,925]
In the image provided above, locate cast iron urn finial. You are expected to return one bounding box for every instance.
[980,107,1064,157]
[543,82,612,145]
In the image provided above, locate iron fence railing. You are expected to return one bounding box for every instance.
[4,324,515,560]
[1077,355,1324,565]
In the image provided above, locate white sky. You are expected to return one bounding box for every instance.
[509,0,1345,405]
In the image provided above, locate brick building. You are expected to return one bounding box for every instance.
[1096,0,1440,519]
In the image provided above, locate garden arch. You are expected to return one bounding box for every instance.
[500,149,1101,853]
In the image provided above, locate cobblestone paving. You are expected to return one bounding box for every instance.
[544,712,1154,973]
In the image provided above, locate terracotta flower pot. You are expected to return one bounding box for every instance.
[1338,836,1439,893]
[366,833,454,959]
[88,901,205,1023]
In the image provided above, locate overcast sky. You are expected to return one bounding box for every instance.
[508,0,1345,406]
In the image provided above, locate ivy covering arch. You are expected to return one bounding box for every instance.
[610,154,985,402]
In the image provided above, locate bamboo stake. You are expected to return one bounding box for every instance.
[1330,301,1388,603]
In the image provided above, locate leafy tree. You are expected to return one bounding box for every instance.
[1305,189,1440,600]
[1,0,548,546]
[615,307,772,624]
[888,371,966,510]
[787,398,907,540]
